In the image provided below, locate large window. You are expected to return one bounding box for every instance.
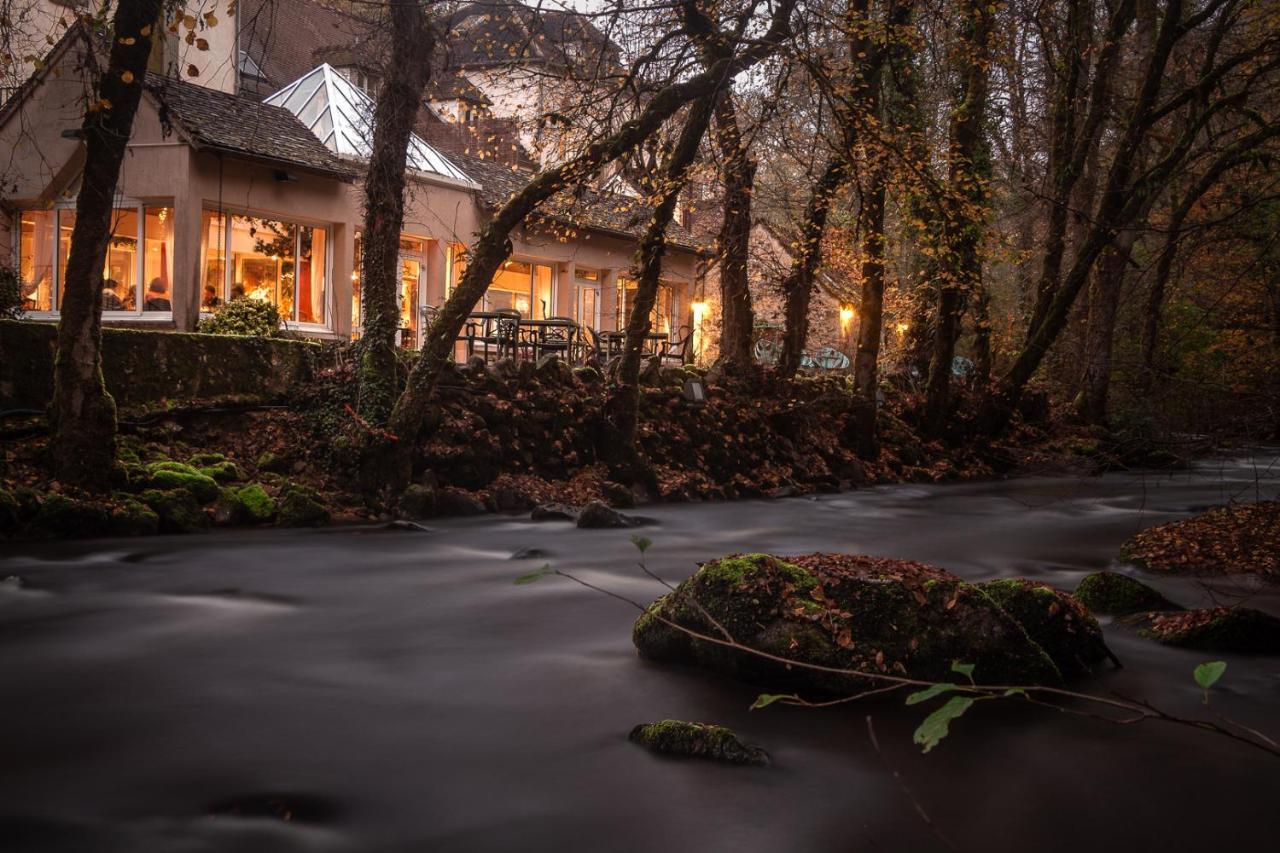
[200,209,329,326]
[483,259,554,318]
[17,202,174,315]
[616,277,676,335]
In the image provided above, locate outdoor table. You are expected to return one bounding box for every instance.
[598,331,669,358]
[519,318,579,361]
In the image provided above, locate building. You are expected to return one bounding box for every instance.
[0,2,705,353]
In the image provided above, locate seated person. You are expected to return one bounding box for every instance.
[101,278,125,311]
[144,277,171,311]
[202,283,221,309]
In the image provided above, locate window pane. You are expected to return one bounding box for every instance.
[18,210,54,311]
[103,208,139,312]
[533,264,553,319]
[352,236,362,334]
[201,209,226,310]
[230,215,295,318]
[576,267,599,282]
[297,225,327,324]
[57,209,75,309]
[487,259,532,314]
[400,258,420,333]
[143,206,174,312]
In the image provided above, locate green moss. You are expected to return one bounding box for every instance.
[198,461,242,483]
[628,720,769,766]
[144,462,220,504]
[1074,571,1177,615]
[30,494,111,539]
[188,453,227,467]
[108,498,159,536]
[277,483,329,528]
[699,553,817,591]
[255,451,291,474]
[236,483,277,523]
[138,488,209,533]
[978,578,1110,678]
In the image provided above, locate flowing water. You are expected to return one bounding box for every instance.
[2,452,1278,852]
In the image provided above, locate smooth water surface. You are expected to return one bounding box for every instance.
[2,452,1278,852]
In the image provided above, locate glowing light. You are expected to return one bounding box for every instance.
[839,306,856,324]
[896,322,909,334]
[691,300,708,324]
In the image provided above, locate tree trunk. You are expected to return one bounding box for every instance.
[368,2,799,495]
[50,1,164,489]
[970,280,993,386]
[922,0,996,436]
[607,96,717,485]
[712,96,757,373]
[778,156,850,379]
[356,1,436,428]
[1078,237,1134,423]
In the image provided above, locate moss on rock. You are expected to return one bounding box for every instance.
[30,494,112,539]
[138,488,209,533]
[144,461,220,503]
[978,578,1112,677]
[236,483,277,523]
[1074,571,1179,615]
[277,483,329,528]
[108,498,160,536]
[633,553,1064,693]
[1137,607,1280,653]
[629,720,769,766]
[198,460,242,483]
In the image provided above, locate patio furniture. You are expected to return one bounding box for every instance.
[661,325,693,365]
[754,338,781,365]
[463,309,521,362]
[520,316,579,361]
[803,347,850,371]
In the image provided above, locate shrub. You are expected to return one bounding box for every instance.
[0,266,25,320]
[199,297,280,337]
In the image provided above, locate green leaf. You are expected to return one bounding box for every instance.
[751,693,794,710]
[951,661,976,682]
[1193,661,1227,691]
[631,535,652,554]
[514,564,553,585]
[913,696,975,753]
[1003,688,1029,699]
[905,683,957,705]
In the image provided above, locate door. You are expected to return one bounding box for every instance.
[577,283,600,330]
[399,257,422,347]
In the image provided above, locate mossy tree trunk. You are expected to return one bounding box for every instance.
[711,95,758,374]
[356,0,437,428]
[50,0,164,490]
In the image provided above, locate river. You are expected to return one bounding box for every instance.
[2,452,1278,852]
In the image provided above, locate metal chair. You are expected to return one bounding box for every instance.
[661,325,694,365]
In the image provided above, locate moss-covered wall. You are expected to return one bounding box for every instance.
[0,321,318,410]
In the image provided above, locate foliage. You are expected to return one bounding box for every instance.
[199,298,281,337]
[0,266,25,320]
[1122,501,1280,580]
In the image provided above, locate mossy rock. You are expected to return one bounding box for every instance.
[1074,571,1179,615]
[399,483,436,519]
[0,489,21,536]
[144,461,220,503]
[108,498,159,536]
[978,579,1113,677]
[277,483,329,528]
[255,451,292,474]
[198,461,242,483]
[236,483,277,523]
[634,553,1063,693]
[138,488,209,533]
[30,494,112,539]
[187,452,227,467]
[629,720,769,766]
[1136,607,1280,653]
[212,488,249,526]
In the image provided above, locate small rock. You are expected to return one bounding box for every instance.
[600,480,636,508]
[531,503,577,521]
[400,483,437,519]
[629,720,769,766]
[1074,571,1180,615]
[576,500,637,529]
[277,484,330,528]
[510,546,551,560]
[436,488,488,517]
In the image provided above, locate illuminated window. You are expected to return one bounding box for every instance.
[483,259,553,318]
[18,202,174,316]
[616,277,676,335]
[201,208,329,326]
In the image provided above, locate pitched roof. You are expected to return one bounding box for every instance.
[449,152,705,253]
[146,74,356,179]
[263,64,477,187]
[444,1,617,71]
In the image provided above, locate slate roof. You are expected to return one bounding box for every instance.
[444,1,617,71]
[449,152,704,253]
[146,74,356,179]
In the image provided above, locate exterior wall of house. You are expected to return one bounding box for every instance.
[173,0,240,95]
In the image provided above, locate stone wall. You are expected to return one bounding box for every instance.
[0,320,318,410]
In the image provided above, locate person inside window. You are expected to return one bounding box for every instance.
[101,279,125,311]
[144,278,171,311]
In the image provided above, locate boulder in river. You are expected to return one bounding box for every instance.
[629,720,768,766]
[576,500,637,529]
[1136,607,1280,653]
[978,579,1114,676]
[1074,571,1180,615]
[531,503,577,521]
[634,553,1089,692]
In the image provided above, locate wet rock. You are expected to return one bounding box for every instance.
[1136,607,1280,653]
[978,579,1114,676]
[1074,571,1179,615]
[399,483,437,519]
[435,488,487,517]
[212,489,248,527]
[510,546,551,560]
[576,500,637,529]
[629,720,769,766]
[531,502,577,521]
[106,498,159,536]
[600,480,636,508]
[276,483,330,528]
[139,488,209,533]
[633,553,1064,692]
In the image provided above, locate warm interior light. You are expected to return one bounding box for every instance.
[896,322,909,334]
[691,300,708,323]
[839,306,856,324]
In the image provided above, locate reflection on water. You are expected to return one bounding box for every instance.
[1,451,1278,852]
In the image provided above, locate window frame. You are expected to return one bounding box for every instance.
[199,205,334,332]
[17,197,176,322]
